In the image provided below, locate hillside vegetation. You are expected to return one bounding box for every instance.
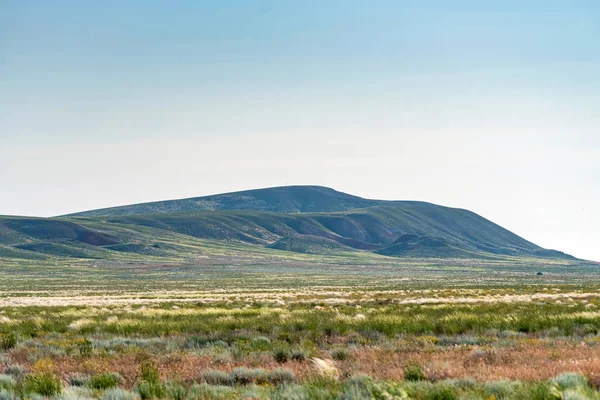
[0,186,575,261]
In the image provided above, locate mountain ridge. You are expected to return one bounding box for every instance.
[0,186,578,262]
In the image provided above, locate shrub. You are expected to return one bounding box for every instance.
[78,339,94,358]
[231,368,267,385]
[271,384,310,400]
[331,349,349,361]
[200,370,233,386]
[140,361,161,384]
[164,381,186,400]
[404,364,426,382]
[137,361,164,400]
[273,349,290,364]
[70,375,91,387]
[425,385,457,400]
[4,365,26,378]
[0,390,18,400]
[553,373,589,390]
[187,383,237,400]
[291,350,306,362]
[251,336,272,351]
[90,373,122,390]
[0,375,15,391]
[136,381,165,400]
[22,373,62,397]
[0,333,17,351]
[267,369,296,386]
[103,388,138,400]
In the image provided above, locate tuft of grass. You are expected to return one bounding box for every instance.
[404,364,426,382]
[22,373,62,397]
[187,383,237,400]
[291,350,306,362]
[200,370,233,386]
[89,373,122,390]
[267,369,297,386]
[273,348,291,364]
[0,333,17,351]
[331,348,350,361]
[231,368,268,385]
[102,388,138,400]
[0,376,15,391]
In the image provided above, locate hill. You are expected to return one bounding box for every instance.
[0,186,576,262]
[67,186,384,217]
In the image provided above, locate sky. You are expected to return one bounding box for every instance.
[1,1,599,261]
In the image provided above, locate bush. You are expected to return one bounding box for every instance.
[103,388,138,400]
[78,339,94,358]
[137,381,165,400]
[252,336,271,350]
[331,349,349,361]
[404,364,426,382]
[291,350,306,362]
[90,373,122,390]
[0,375,15,391]
[553,373,589,390]
[200,370,233,386]
[22,373,62,397]
[140,361,160,384]
[164,381,186,400]
[4,365,26,378]
[232,368,267,385]
[0,390,18,400]
[274,349,291,364]
[137,361,164,400]
[425,385,457,400]
[188,383,237,400]
[70,375,91,387]
[267,369,297,386]
[0,333,17,351]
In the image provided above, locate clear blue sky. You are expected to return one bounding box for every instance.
[1,1,599,260]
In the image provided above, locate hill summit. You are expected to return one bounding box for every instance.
[0,186,576,261]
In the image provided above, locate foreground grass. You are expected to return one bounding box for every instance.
[2,289,600,399]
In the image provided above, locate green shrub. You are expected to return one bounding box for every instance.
[424,385,457,400]
[200,370,233,386]
[0,390,18,400]
[187,383,237,400]
[78,338,94,358]
[404,364,426,382]
[331,349,349,361]
[0,375,15,391]
[274,349,291,364]
[553,373,589,390]
[164,381,186,400]
[137,361,164,399]
[137,381,165,400]
[251,336,272,351]
[232,368,267,385]
[4,365,26,378]
[267,369,296,386]
[90,373,122,390]
[0,333,17,351]
[103,388,138,400]
[140,361,161,384]
[291,350,306,362]
[22,373,62,397]
[70,375,91,387]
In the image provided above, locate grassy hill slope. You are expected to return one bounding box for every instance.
[67,186,384,217]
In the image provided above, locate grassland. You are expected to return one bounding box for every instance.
[1,247,600,399]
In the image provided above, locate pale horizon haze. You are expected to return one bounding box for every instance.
[1,1,599,261]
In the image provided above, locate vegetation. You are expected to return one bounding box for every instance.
[0,186,598,398]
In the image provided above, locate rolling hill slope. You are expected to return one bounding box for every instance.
[67,186,385,216]
[0,186,576,261]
